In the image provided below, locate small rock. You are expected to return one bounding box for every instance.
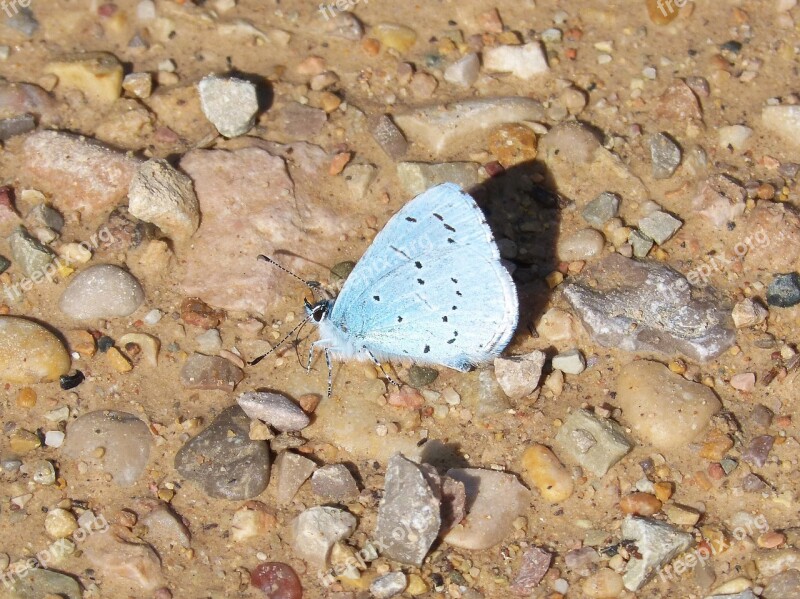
[44,508,79,539]
[663,503,701,526]
[622,516,694,591]
[582,192,621,227]
[552,348,586,375]
[767,273,800,307]
[553,408,633,477]
[732,298,768,328]
[323,12,363,40]
[762,105,800,148]
[443,468,531,550]
[638,211,682,245]
[275,102,327,139]
[371,22,417,53]
[0,316,70,383]
[311,464,360,501]
[237,391,309,431]
[510,546,551,595]
[742,435,775,468]
[649,133,681,179]
[195,329,221,353]
[180,297,225,329]
[582,568,625,598]
[197,75,258,138]
[557,228,605,261]
[374,454,441,566]
[370,114,408,159]
[291,506,356,567]
[493,350,546,399]
[180,353,243,391]
[397,161,480,197]
[8,225,54,277]
[122,72,152,98]
[59,264,144,320]
[763,569,800,599]
[44,52,123,104]
[620,492,663,516]
[407,365,439,387]
[487,123,538,167]
[444,53,480,88]
[127,158,200,242]
[693,174,747,228]
[536,308,576,342]
[342,163,376,200]
[174,405,270,499]
[730,372,756,392]
[565,547,601,574]
[7,569,81,599]
[273,451,317,504]
[9,429,41,454]
[616,360,721,450]
[83,524,162,590]
[655,80,702,121]
[484,42,549,79]
[520,444,574,503]
[370,572,408,599]
[629,229,654,257]
[756,549,800,577]
[719,125,753,151]
[0,114,35,140]
[140,502,192,550]
[6,7,39,36]
[743,202,800,272]
[231,502,277,542]
[62,410,152,486]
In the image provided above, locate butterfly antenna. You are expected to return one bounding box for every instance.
[248,314,314,366]
[257,255,320,290]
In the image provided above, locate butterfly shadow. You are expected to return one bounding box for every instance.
[467,159,562,341]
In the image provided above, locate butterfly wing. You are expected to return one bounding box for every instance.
[329,183,518,370]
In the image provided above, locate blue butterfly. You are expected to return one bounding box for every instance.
[254,183,518,395]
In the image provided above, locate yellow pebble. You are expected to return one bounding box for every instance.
[546,271,564,288]
[16,387,37,408]
[107,347,132,373]
[668,360,686,374]
[406,574,429,595]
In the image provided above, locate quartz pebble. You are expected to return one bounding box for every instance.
[45,508,79,539]
[693,174,747,228]
[622,516,694,591]
[59,264,144,320]
[197,75,258,138]
[762,105,800,148]
[484,42,549,79]
[370,572,408,599]
[730,372,756,392]
[557,228,605,261]
[311,464,360,501]
[443,53,480,88]
[552,349,586,375]
[0,316,71,383]
[719,125,753,151]
[83,524,163,590]
[493,350,546,399]
[732,298,768,328]
[231,503,277,542]
[291,506,356,567]
[553,408,633,477]
[237,391,309,431]
[582,568,625,598]
[397,161,481,197]
[520,443,574,503]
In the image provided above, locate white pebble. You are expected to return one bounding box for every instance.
[144,309,163,325]
[45,430,65,448]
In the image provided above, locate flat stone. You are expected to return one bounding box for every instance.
[8,225,54,277]
[237,391,309,431]
[552,349,586,375]
[342,163,377,199]
[483,42,549,79]
[139,501,192,551]
[692,174,747,228]
[563,254,736,362]
[718,125,753,151]
[493,350,546,400]
[616,360,721,450]
[553,408,633,477]
[59,264,144,320]
[180,353,243,391]
[638,211,682,245]
[374,454,441,566]
[370,572,408,599]
[273,451,317,504]
[757,549,800,577]
[6,7,39,37]
[629,229,655,258]
[582,192,621,227]
[44,52,123,104]
[83,524,162,590]
[767,273,800,307]
[291,506,356,567]
[311,464,360,501]
[0,316,70,384]
[655,80,703,121]
[174,405,270,500]
[622,515,694,591]
[649,133,681,179]
[21,131,141,215]
[763,569,800,599]
[706,590,758,599]
[127,158,200,242]
[397,162,481,197]
[8,568,81,599]
[0,113,35,140]
[444,52,480,88]
[443,468,531,550]
[198,75,258,138]
[742,435,775,467]
[393,97,544,156]
[762,105,800,148]
[62,410,152,487]
[369,114,408,159]
[510,547,552,595]
[275,102,327,139]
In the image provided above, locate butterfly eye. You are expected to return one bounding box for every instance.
[313,306,326,322]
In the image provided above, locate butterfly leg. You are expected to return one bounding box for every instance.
[365,349,401,388]
[306,340,325,373]
[324,348,333,398]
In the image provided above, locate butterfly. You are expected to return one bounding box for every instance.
[253,182,519,396]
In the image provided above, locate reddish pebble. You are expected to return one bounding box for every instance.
[180,297,226,329]
[707,462,726,480]
[387,385,424,409]
[565,48,578,60]
[619,492,662,516]
[483,161,505,177]
[251,562,303,599]
[98,3,118,16]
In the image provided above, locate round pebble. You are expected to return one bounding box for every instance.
[45,508,79,539]
[582,568,625,598]
[557,228,605,261]
[520,443,574,503]
[0,316,71,384]
[250,562,302,598]
[59,264,145,320]
[619,492,662,516]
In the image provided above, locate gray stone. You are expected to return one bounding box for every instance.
[180,353,243,391]
[26,204,64,232]
[311,464,360,501]
[236,391,309,431]
[197,75,258,138]
[394,97,544,156]
[397,161,481,197]
[291,506,357,567]
[551,348,586,375]
[62,410,152,487]
[8,568,81,599]
[742,435,775,467]
[582,192,620,227]
[370,571,408,599]
[374,454,441,566]
[0,114,36,140]
[622,515,694,591]
[6,7,39,37]
[407,365,439,388]
[59,264,144,319]
[563,254,736,362]
[493,350,546,400]
[174,405,270,500]
[763,569,800,599]
[638,211,682,245]
[273,451,317,504]
[553,408,633,477]
[370,114,408,159]
[649,132,681,179]
[0,254,9,274]
[322,11,363,40]
[706,591,758,599]
[767,273,800,307]
[275,102,327,139]
[139,501,192,550]
[342,163,376,199]
[127,158,200,241]
[8,226,54,277]
[629,229,654,257]
[443,53,480,88]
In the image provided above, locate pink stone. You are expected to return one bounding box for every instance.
[510,546,551,595]
[730,372,756,392]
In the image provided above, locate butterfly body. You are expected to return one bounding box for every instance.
[305,183,518,387]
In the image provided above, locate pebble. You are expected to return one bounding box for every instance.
[622,516,693,591]
[370,572,408,599]
[762,105,800,148]
[83,523,163,590]
[276,102,327,139]
[9,429,41,454]
[59,264,144,320]
[756,549,800,577]
[742,435,774,467]
[140,501,192,551]
[311,464,360,501]
[6,6,39,36]
[197,75,258,138]
[553,408,633,477]
[763,569,800,599]
[565,547,600,574]
[663,503,701,526]
[638,211,682,245]
[8,225,54,277]
[629,229,654,257]
[237,391,309,431]
[45,508,79,538]
[732,298,768,328]
[0,254,9,273]
[443,468,531,550]
[583,192,621,227]
[0,316,71,383]
[557,228,605,261]
[181,297,225,329]
[290,506,356,567]
[122,72,152,98]
[180,353,243,391]
[520,443,574,503]
[273,451,317,504]
[719,125,753,151]
[730,372,756,392]
[767,273,800,307]
[250,562,302,598]
[582,568,626,598]
[407,365,439,387]
[45,51,123,103]
[487,123,538,167]
[620,492,663,516]
[27,458,55,485]
[484,42,549,79]
[174,405,270,499]
[397,161,481,197]
[616,360,720,450]
[743,202,800,272]
[375,454,441,566]
[493,350,546,399]
[564,254,736,362]
[323,12,364,40]
[342,163,377,200]
[552,348,586,374]
[536,308,576,342]
[510,546,551,594]
[370,114,408,159]
[27,203,64,232]
[693,174,747,228]
[127,158,200,242]
[655,80,703,121]
[231,503,277,541]
[741,473,767,492]
[6,569,81,599]
[44,430,65,448]
[371,23,417,53]
[444,53,480,88]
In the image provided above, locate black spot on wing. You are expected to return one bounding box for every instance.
[456,290,462,296]
[397,316,403,322]
[447,238,455,244]
[417,278,425,285]
[433,213,444,221]
[447,338,455,344]
[442,316,448,322]
[415,261,422,269]
[444,223,455,232]
[451,278,458,284]
[405,216,417,222]
[373,295,380,301]
[424,345,430,353]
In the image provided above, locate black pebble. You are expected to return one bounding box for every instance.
[59,370,85,390]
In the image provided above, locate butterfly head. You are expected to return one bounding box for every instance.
[305,298,332,324]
